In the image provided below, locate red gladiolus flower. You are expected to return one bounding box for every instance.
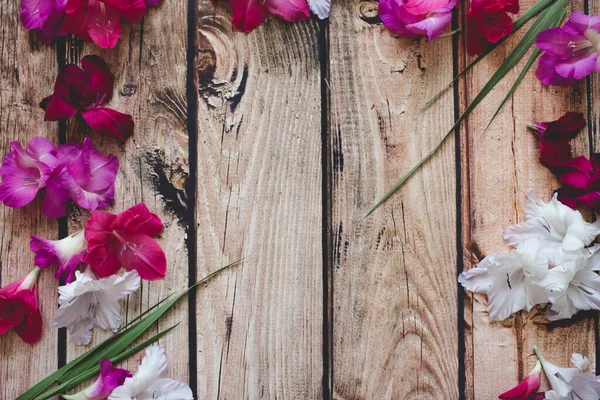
[63,0,147,48]
[466,0,519,55]
[41,55,134,143]
[498,361,542,400]
[84,203,167,280]
[0,268,43,344]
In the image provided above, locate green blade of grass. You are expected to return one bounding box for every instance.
[421,0,557,111]
[366,0,569,217]
[18,261,240,400]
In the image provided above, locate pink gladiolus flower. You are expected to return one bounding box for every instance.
[536,11,600,86]
[63,0,147,48]
[41,55,134,142]
[0,137,58,209]
[84,204,167,280]
[20,0,67,43]
[379,0,457,41]
[467,0,519,55]
[63,359,131,400]
[0,268,43,344]
[30,231,87,283]
[231,0,310,33]
[43,138,119,218]
[498,361,542,400]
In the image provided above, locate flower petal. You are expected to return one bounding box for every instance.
[80,55,114,105]
[230,0,269,33]
[81,108,134,142]
[111,230,166,280]
[264,0,310,23]
[113,203,164,237]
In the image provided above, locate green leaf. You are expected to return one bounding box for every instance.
[421,0,557,111]
[366,0,569,217]
[17,261,240,400]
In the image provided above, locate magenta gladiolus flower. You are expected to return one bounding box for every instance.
[231,0,310,33]
[43,138,119,219]
[30,231,87,283]
[63,359,131,400]
[467,0,519,55]
[0,137,58,209]
[20,0,67,43]
[0,137,118,218]
[379,0,457,41]
[536,11,600,86]
[0,268,43,344]
[498,361,542,400]
[41,55,134,143]
[84,203,167,280]
[63,0,147,48]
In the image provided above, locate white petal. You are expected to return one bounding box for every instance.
[93,297,122,332]
[544,391,560,400]
[67,318,94,346]
[565,270,600,312]
[537,352,578,398]
[568,371,600,400]
[308,0,330,19]
[538,261,581,293]
[53,292,95,330]
[109,346,168,400]
[101,271,141,300]
[572,354,589,371]
[138,378,194,400]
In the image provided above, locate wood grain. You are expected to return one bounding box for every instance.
[61,1,191,385]
[194,3,324,398]
[328,1,459,398]
[0,1,60,397]
[459,1,595,398]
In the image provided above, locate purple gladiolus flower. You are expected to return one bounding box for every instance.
[379,0,457,41]
[30,231,87,283]
[536,11,600,86]
[0,137,118,219]
[20,0,67,43]
[62,359,131,400]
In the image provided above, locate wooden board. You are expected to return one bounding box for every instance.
[0,2,60,398]
[459,0,596,397]
[194,3,324,398]
[61,1,191,387]
[328,0,459,397]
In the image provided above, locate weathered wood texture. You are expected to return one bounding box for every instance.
[61,1,192,384]
[194,3,324,398]
[0,1,59,398]
[460,0,595,398]
[329,0,459,398]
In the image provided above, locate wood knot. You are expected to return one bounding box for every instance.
[120,84,137,97]
[359,1,381,24]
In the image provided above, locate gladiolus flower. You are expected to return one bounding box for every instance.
[20,0,67,43]
[43,138,119,218]
[379,0,457,41]
[63,359,131,400]
[30,231,87,283]
[467,0,519,55]
[53,267,141,345]
[41,55,134,142]
[0,137,58,209]
[84,203,167,280]
[63,0,147,48]
[499,360,542,400]
[0,268,43,344]
[536,11,600,86]
[108,346,193,400]
[231,0,310,33]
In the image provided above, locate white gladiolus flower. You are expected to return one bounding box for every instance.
[458,238,549,321]
[53,266,141,345]
[108,346,193,400]
[535,347,600,400]
[503,189,600,265]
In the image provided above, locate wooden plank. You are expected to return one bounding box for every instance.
[61,1,191,384]
[328,2,458,398]
[0,2,60,397]
[459,1,595,398]
[194,5,324,398]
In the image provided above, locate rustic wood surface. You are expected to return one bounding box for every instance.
[1,0,599,399]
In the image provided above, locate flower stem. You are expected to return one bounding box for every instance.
[20,267,41,290]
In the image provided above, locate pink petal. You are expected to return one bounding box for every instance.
[42,166,71,218]
[27,137,58,168]
[564,10,600,35]
[536,27,586,59]
[0,174,43,208]
[41,94,78,121]
[29,235,85,282]
[379,0,422,38]
[264,0,310,21]
[111,230,166,280]
[479,10,513,44]
[20,0,54,29]
[402,0,448,15]
[554,51,599,81]
[86,2,122,49]
[81,108,134,142]
[113,203,164,237]
[85,210,117,250]
[536,53,578,86]
[84,244,121,278]
[81,55,114,105]
[406,10,453,41]
[87,359,132,398]
[230,0,269,33]
[102,0,147,22]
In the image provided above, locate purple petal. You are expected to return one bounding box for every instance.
[0,174,42,208]
[564,11,600,35]
[20,0,54,29]
[379,0,422,37]
[405,10,453,41]
[81,107,134,142]
[536,53,578,86]
[41,166,70,218]
[29,233,86,282]
[536,27,586,59]
[554,51,599,81]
